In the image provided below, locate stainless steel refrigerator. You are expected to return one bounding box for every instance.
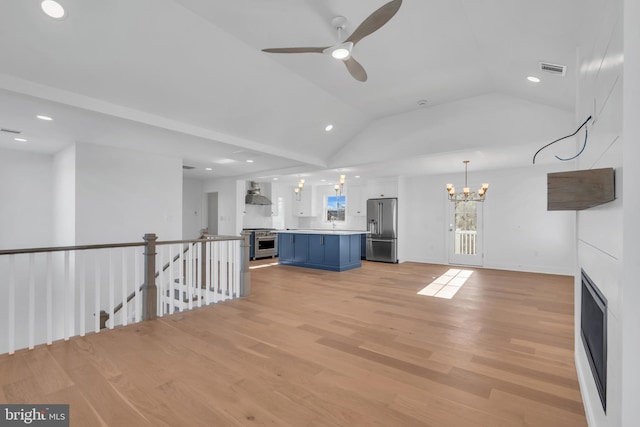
[366,198,398,263]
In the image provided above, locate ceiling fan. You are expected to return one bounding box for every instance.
[262,0,402,82]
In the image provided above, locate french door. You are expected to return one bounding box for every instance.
[448,199,483,266]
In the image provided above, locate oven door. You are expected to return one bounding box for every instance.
[255,235,277,258]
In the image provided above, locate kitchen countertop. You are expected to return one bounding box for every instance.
[277,229,367,236]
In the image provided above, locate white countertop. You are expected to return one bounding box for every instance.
[277,229,367,236]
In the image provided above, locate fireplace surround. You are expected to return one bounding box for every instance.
[580,269,607,411]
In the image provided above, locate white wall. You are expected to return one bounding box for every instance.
[621,1,640,425]
[574,0,624,424]
[203,177,243,236]
[0,148,54,249]
[74,143,183,244]
[183,178,205,239]
[400,164,576,275]
[53,145,76,247]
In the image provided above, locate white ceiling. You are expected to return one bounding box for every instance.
[0,0,593,185]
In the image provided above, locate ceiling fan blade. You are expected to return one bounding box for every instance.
[262,47,327,54]
[345,0,402,46]
[343,57,368,82]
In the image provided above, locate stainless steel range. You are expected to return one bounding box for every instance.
[244,228,278,260]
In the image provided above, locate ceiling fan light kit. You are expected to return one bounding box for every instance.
[261,0,403,82]
[328,42,353,60]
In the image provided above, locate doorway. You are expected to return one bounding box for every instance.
[207,192,218,235]
[448,199,483,266]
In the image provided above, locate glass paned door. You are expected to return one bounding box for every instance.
[448,199,483,266]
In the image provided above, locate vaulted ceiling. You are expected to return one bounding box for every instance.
[0,0,593,184]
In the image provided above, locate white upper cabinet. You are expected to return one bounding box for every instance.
[366,178,398,199]
[347,185,366,216]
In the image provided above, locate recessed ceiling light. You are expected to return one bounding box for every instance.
[205,167,212,171]
[417,99,428,106]
[273,178,279,181]
[41,1,66,19]
[355,175,361,178]
[527,76,541,83]
[36,115,53,121]
[14,138,28,142]
[325,124,334,132]
[246,159,254,163]
[214,158,235,164]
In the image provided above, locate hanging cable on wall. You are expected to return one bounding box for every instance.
[532,115,592,164]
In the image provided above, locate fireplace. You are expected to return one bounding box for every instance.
[580,269,607,411]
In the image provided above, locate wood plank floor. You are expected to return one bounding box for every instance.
[0,261,586,426]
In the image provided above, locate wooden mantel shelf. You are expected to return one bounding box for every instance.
[547,167,615,211]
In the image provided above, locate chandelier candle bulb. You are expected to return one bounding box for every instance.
[446,160,489,202]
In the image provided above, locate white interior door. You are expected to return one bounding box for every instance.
[448,200,483,266]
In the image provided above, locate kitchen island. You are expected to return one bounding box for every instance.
[277,230,366,272]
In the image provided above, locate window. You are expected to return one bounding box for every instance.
[327,195,346,222]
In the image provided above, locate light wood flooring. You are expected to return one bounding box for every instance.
[0,261,586,426]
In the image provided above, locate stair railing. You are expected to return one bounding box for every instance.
[0,232,250,355]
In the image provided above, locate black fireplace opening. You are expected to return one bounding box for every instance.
[580,269,607,412]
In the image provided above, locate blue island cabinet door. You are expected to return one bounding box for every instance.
[323,235,341,267]
[308,235,325,266]
[293,234,309,264]
[350,234,362,263]
[278,233,294,262]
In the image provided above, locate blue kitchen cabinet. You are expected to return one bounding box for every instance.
[278,233,308,265]
[278,232,362,272]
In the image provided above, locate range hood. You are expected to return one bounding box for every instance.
[245,181,272,205]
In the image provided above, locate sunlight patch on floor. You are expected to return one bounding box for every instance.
[417,269,473,299]
[249,262,279,270]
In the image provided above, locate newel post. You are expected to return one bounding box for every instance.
[240,231,251,297]
[143,233,158,320]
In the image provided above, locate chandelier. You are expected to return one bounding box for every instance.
[446,160,489,202]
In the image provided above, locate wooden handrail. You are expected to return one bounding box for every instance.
[0,241,145,256]
[0,235,242,256]
[110,234,244,320]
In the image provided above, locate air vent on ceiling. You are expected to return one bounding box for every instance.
[1,128,22,134]
[539,61,567,76]
[182,165,196,170]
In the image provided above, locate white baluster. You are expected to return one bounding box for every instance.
[135,246,141,321]
[8,254,16,354]
[108,249,114,329]
[28,253,35,349]
[213,241,219,302]
[122,247,128,326]
[205,241,212,305]
[79,251,86,337]
[157,246,163,317]
[168,244,175,315]
[234,239,241,298]
[178,244,185,312]
[187,244,193,311]
[94,254,101,333]
[46,252,53,344]
[221,241,228,300]
[196,242,203,308]
[64,251,70,340]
